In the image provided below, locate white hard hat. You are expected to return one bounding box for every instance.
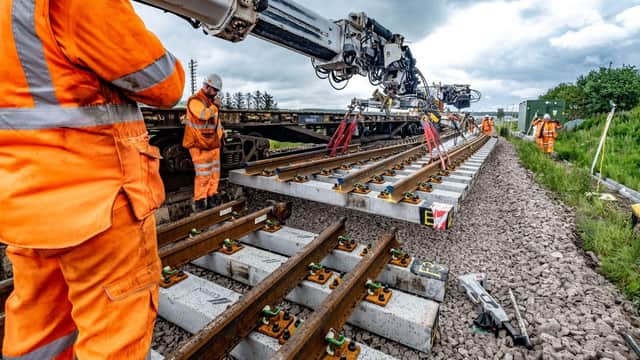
[204,73,222,91]
[485,114,490,118]
[543,113,551,120]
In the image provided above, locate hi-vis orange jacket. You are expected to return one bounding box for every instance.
[0,0,185,248]
[541,120,562,139]
[183,90,223,150]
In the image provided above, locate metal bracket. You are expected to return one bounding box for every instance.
[263,219,282,233]
[307,263,333,285]
[218,239,244,255]
[401,191,421,204]
[293,175,310,183]
[278,317,303,344]
[351,183,371,195]
[335,235,357,252]
[368,175,386,184]
[258,306,294,339]
[324,339,361,360]
[359,244,372,256]
[329,276,342,290]
[389,248,412,268]
[365,280,392,306]
[160,267,188,288]
[418,182,433,193]
[261,169,276,177]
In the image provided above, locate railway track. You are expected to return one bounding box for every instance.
[231,131,497,227]
[0,199,446,359]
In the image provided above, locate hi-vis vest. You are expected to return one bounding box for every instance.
[183,90,223,150]
[0,0,185,248]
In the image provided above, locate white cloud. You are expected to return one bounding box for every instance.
[550,5,640,49]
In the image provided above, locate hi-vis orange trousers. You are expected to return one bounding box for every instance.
[3,195,161,359]
[188,147,221,201]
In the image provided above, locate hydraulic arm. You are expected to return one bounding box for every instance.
[135,0,425,95]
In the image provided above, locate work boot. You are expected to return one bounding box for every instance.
[206,195,218,209]
[194,199,207,212]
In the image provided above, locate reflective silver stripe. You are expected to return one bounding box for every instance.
[3,330,78,360]
[0,103,143,130]
[194,162,214,168]
[188,123,219,130]
[199,108,209,121]
[11,0,58,105]
[111,51,178,93]
[195,170,212,176]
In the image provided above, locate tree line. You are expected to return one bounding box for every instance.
[220,91,278,110]
[540,65,640,119]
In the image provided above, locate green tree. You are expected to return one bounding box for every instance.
[540,82,587,119]
[252,90,263,110]
[232,92,245,109]
[262,92,276,110]
[245,92,253,109]
[577,65,640,114]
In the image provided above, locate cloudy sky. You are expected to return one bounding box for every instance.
[134,0,640,112]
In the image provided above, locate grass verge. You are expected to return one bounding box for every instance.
[555,106,640,192]
[510,137,640,305]
[268,140,306,151]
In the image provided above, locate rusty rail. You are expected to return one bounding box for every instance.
[273,230,399,360]
[385,135,489,202]
[168,218,347,360]
[157,199,246,247]
[276,143,413,182]
[158,203,290,269]
[335,143,427,193]
[244,146,358,176]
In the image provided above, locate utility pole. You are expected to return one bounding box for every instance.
[189,59,198,95]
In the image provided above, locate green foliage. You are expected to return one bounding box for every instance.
[511,138,640,304]
[540,82,586,119]
[540,65,640,118]
[555,106,640,192]
[578,65,640,114]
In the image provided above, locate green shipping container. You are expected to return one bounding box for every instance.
[518,100,567,132]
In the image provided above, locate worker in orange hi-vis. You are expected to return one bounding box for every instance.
[183,74,226,212]
[0,0,184,359]
[541,113,563,154]
[531,114,544,149]
[481,115,494,136]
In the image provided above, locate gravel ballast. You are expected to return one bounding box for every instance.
[155,138,639,359]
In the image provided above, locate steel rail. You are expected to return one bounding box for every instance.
[244,145,359,176]
[386,135,489,202]
[168,218,347,360]
[158,203,291,269]
[272,230,399,360]
[335,143,427,193]
[157,199,246,247]
[276,143,414,182]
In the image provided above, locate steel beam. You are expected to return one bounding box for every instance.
[276,143,412,182]
[159,203,291,269]
[168,219,346,360]
[273,231,398,359]
[244,146,356,176]
[156,199,246,247]
[335,144,427,193]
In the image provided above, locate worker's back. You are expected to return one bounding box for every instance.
[0,0,185,248]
